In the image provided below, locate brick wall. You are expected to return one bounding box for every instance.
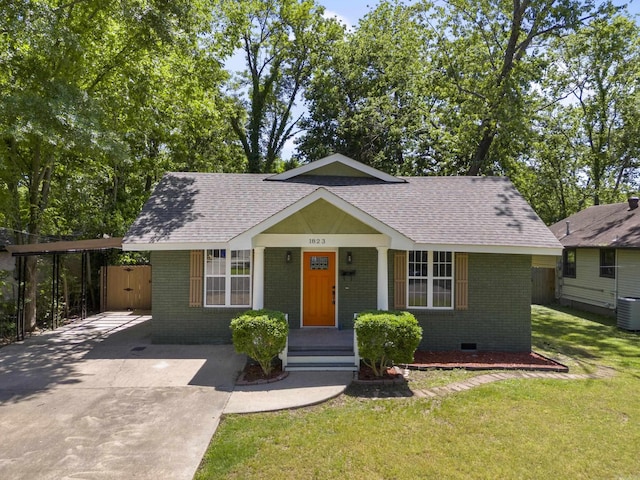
[151,249,531,351]
[264,247,301,328]
[337,247,378,328]
[404,253,532,352]
[151,251,244,344]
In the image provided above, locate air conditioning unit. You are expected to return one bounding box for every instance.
[617,297,640,331]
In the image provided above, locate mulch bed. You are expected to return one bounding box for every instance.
[236,361,289,385]
[356,364,406,383]
[237,350,568,385]
[355,350,567,382]
[406,350,568,372]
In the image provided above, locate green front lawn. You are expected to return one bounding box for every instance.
[196,305,640,479]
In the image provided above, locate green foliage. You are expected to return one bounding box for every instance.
[0,0,238,328]
[355,311,422,377]
[0,270,14,342]
[0,320,14,342]
[298,1,431,174]
[544,14,640,206]
[230,309,289,376]
[217,0,344,173]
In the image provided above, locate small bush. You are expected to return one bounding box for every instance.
[230,309,288,376]
[0,295,15,343]
[355,311,422,377]
[0,321,14,342]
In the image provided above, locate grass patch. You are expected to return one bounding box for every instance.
[532,304,640,373]
[195,305,640,479]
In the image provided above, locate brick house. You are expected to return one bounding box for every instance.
[123,154,561,367]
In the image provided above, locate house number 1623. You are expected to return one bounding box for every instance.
[309,238,326,245]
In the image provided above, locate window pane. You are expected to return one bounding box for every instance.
[432,279,452,307]
[231,250,251,275]
[310,256,329,270]
[231,277,250,305]
[206,277,225,305]
[433,251,452,277]
[409,250,428,278]
[563,249,576,278]
[408,279,428,307]
[206,249,226,276]
[600,249,615,278]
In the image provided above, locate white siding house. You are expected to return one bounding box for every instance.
[618,250,640,299]
[550,198,640,316]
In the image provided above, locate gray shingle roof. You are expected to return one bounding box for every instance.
[550,201,640,248]
[124,171,561,252]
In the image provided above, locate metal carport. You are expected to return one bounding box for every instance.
[7,237,122,341]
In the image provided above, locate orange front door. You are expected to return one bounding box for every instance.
[303,252,336,327]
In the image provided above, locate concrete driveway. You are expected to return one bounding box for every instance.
[0,312,246,480]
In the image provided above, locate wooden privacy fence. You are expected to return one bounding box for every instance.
[532,267,555,305]
[100,265,151,311]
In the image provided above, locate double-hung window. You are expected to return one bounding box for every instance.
[563,249,576,278]
[408,251,453,308]
[205,249,251,306]
[599,249,615,279]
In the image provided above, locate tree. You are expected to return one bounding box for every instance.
[217,0,343,173]
[516,107,588,224]
[424,0,613,175]
[550,14,640,205]
[0,0,222,329]
[297,1,434,174]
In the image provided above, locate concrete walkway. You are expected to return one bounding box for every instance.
[0,312,245,480]
[225,371,353,414]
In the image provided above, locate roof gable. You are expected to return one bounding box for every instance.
[267,154,405,183]
[263,199,380,235]
[232,188,411,248]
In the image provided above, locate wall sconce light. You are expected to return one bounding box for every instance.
[346,251,353,264]
[286,251,292,263]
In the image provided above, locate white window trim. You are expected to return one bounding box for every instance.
[203,249,252,308]
[407,250,454,310]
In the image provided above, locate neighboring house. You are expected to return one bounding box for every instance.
[123,154,561,355]
[550,197,640,316]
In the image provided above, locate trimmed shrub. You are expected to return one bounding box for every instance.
[355,311,422,377]
[230,309,288,376]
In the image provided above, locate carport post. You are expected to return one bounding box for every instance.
[51,253,60,329]
[15,255,26,341]
[81,251,87,319]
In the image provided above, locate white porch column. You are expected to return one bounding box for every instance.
[376,246,389,310]
[252,247,265,310]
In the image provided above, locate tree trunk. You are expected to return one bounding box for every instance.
[468,124,496,175]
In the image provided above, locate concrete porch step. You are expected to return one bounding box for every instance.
[283,328,358,371]
[285,362,358,372]
[285,352,358,372]
[287,354,356,364]
[288,347,354,356]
